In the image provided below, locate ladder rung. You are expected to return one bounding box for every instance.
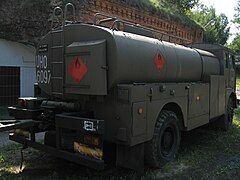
[51,46,64,49]
[52,92,63,95]
[51,77,63,80]
[51,61,63,64]
[51,26,64,97]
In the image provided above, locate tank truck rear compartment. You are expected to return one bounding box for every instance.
[1,3,237,171]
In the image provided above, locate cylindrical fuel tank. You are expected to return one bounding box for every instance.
[76,25,220,88]
[36,24,220,96]
[109,32,220,87]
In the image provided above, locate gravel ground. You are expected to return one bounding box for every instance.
[0,105,240,179]
[0,115,16,147]
[0,114,44,147]
[0,131,44,147]
[0,132,12,147]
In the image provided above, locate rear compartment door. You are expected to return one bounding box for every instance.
[65,40,107,95]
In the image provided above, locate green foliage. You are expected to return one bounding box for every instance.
[0,155,5,163]
[168,0,199,15]
[229,0,240,53]
[235,74,240,87]
[190,4,230,45]
[228,36,240,53]
[118,0,201,28]
[234,0,240,25]
[118,0,159,9]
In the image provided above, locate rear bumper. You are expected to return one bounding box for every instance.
[9,134,105,170]
[8,106,43,119]
[8,111,105,170]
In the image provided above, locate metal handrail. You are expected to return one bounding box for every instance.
[51,7,63,30]
[64,3,76,25]
[111,19,191,44]
[94,13,117,25]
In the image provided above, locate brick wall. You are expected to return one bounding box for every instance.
[76,0,203,44]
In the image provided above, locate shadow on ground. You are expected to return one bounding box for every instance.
[1,108,240,179]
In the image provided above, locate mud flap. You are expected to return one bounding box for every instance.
[116,143,144,172]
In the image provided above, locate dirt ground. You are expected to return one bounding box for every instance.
[0,125,240,179]
[0,109,240,179]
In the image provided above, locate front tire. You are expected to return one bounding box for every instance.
[145,110,181,168]
[219,98,234,131]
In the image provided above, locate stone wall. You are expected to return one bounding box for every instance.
[0,0,51,44]
[78,0,203,44]
[0,0,203,45]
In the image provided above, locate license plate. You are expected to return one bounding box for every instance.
[73,142,103,160]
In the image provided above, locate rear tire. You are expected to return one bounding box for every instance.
[145,110,181,168]
[44,131,56,147]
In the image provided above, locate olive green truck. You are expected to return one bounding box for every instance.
[1,4,237,171]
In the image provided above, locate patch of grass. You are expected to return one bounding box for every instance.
[0,143,50,179]
[0,143,21,166]
[1,108,240,179]
[0,143,23,178]
[117,0,201,29]
[233,107,240,126]
[236,74,240,88]
[144,107,240,179]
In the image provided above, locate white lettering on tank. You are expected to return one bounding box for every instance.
[36,55,51,84]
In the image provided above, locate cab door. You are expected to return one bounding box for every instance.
[229,54,236,90]
[224,51,236,89]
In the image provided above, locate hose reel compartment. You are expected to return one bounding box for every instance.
[65,40,107,95]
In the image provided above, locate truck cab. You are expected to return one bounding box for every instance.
[188,43,236,90]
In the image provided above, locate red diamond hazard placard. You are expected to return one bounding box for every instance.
[154,50,165,71]
[68,56,88,83]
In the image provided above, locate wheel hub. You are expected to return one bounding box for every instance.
[161,127,174,156]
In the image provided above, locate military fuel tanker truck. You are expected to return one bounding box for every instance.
[1,3,237,170]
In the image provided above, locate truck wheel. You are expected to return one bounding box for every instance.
[44,131,56,147]
[218,98,234,131]
[145,110,181,168]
